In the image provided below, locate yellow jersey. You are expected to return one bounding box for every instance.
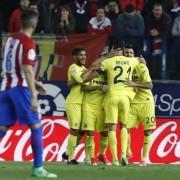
[132,63,154,103]
[66,63,86,104]
[83,74,106,109]
[100,55,139,99]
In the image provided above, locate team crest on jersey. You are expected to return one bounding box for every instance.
[72,69,79,75]
[28,49,36,60]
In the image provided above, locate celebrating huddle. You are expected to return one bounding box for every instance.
[65,44,156,167]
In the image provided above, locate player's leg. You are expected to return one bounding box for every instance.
[118,96,131,166]
[82,110,96,165]
[62,130,86,161]
[66,103,82,164]
[0,90,16,138]
[86,131,96,165]
[127,128,132,158]
[96,111,111,165]
[98,131,111,165]
[10,87,57,178]
[126,104,140,159]
[140,102,156,166]
[104,97,119,166]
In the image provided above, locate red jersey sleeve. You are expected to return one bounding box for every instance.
[22,39,36,66]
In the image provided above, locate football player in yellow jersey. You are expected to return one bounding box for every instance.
[99,45,141,166]
[65,47,97,164]
[124,47,156,167]
[81,73,111,166]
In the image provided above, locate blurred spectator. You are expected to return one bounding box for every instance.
[170,0,180,19]
[105,0,120,25]
[172,11,180,75]
[70,0,91,33]
[29,1,42,33]
[37,0,52,33]
[52,5,75,34]
[115,4,145,55]
[119,0,144,12]
[88,7,112,34]
[8,0,30,32]
[145,3,171,55]
[145,3,171,79]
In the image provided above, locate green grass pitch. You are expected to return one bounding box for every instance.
[0,162,179,180]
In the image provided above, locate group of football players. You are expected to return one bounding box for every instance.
[64,43,156,167]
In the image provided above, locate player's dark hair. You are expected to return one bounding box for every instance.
[20,9,38,29]
[72,47,85,56]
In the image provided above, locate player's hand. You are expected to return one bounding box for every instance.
[125,79,137,87]
[138,55,146,65]
[36,81,46,95]
[67,80,76,88]
[31,97,39,112]
[101,85,108,92]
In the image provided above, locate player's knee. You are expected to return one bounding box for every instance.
[144,130,151,136]
[0,126,8,137]
[120,123,126,128]
[100,131,108,137]
[86,131,94,136]
[79,130,86,136]
[108,124,116,131]
[70,129,79,136]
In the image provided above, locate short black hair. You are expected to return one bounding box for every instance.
[125,4,135,13]
[72,47,85,56]
[113,40,124,49]
[96,6,105,11]
[153,3,163,8]
[20,9,38,29]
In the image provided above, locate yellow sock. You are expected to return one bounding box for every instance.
[127,132,132,157]
[99,136,108,155]
[86,136,94,158]
[142,135,152,161]
[67,134,77,160]
[108,131,118,161]
[121,128,128,157]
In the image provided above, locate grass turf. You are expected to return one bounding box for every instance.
[0,162,179,180]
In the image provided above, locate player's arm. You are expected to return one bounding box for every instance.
[35,81,46,95]
[71,67,98,84]
[23,65,38,112]
[125,79,153,89]
[82,84,108,92]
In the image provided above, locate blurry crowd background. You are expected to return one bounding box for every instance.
[0,0,180,80]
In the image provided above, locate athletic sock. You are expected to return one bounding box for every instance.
[127,132,132,156]
[99,136,108,155]
[31,127,43,168]
[108,131,118,161]
[86,136,94,158]
[121,127,128,157]
[67,134,77,160]
[142,135,152,161]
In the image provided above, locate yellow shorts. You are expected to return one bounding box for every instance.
[65,103,82,130]
[104,95,131,125]
[81,104,107,132]
[127,101,156,130]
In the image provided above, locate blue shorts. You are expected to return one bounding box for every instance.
[0,86,41,126]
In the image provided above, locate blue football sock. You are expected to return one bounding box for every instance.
[0,130,6,137]
[31,127,43,168]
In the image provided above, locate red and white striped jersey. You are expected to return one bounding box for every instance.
[1,33,36,91]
